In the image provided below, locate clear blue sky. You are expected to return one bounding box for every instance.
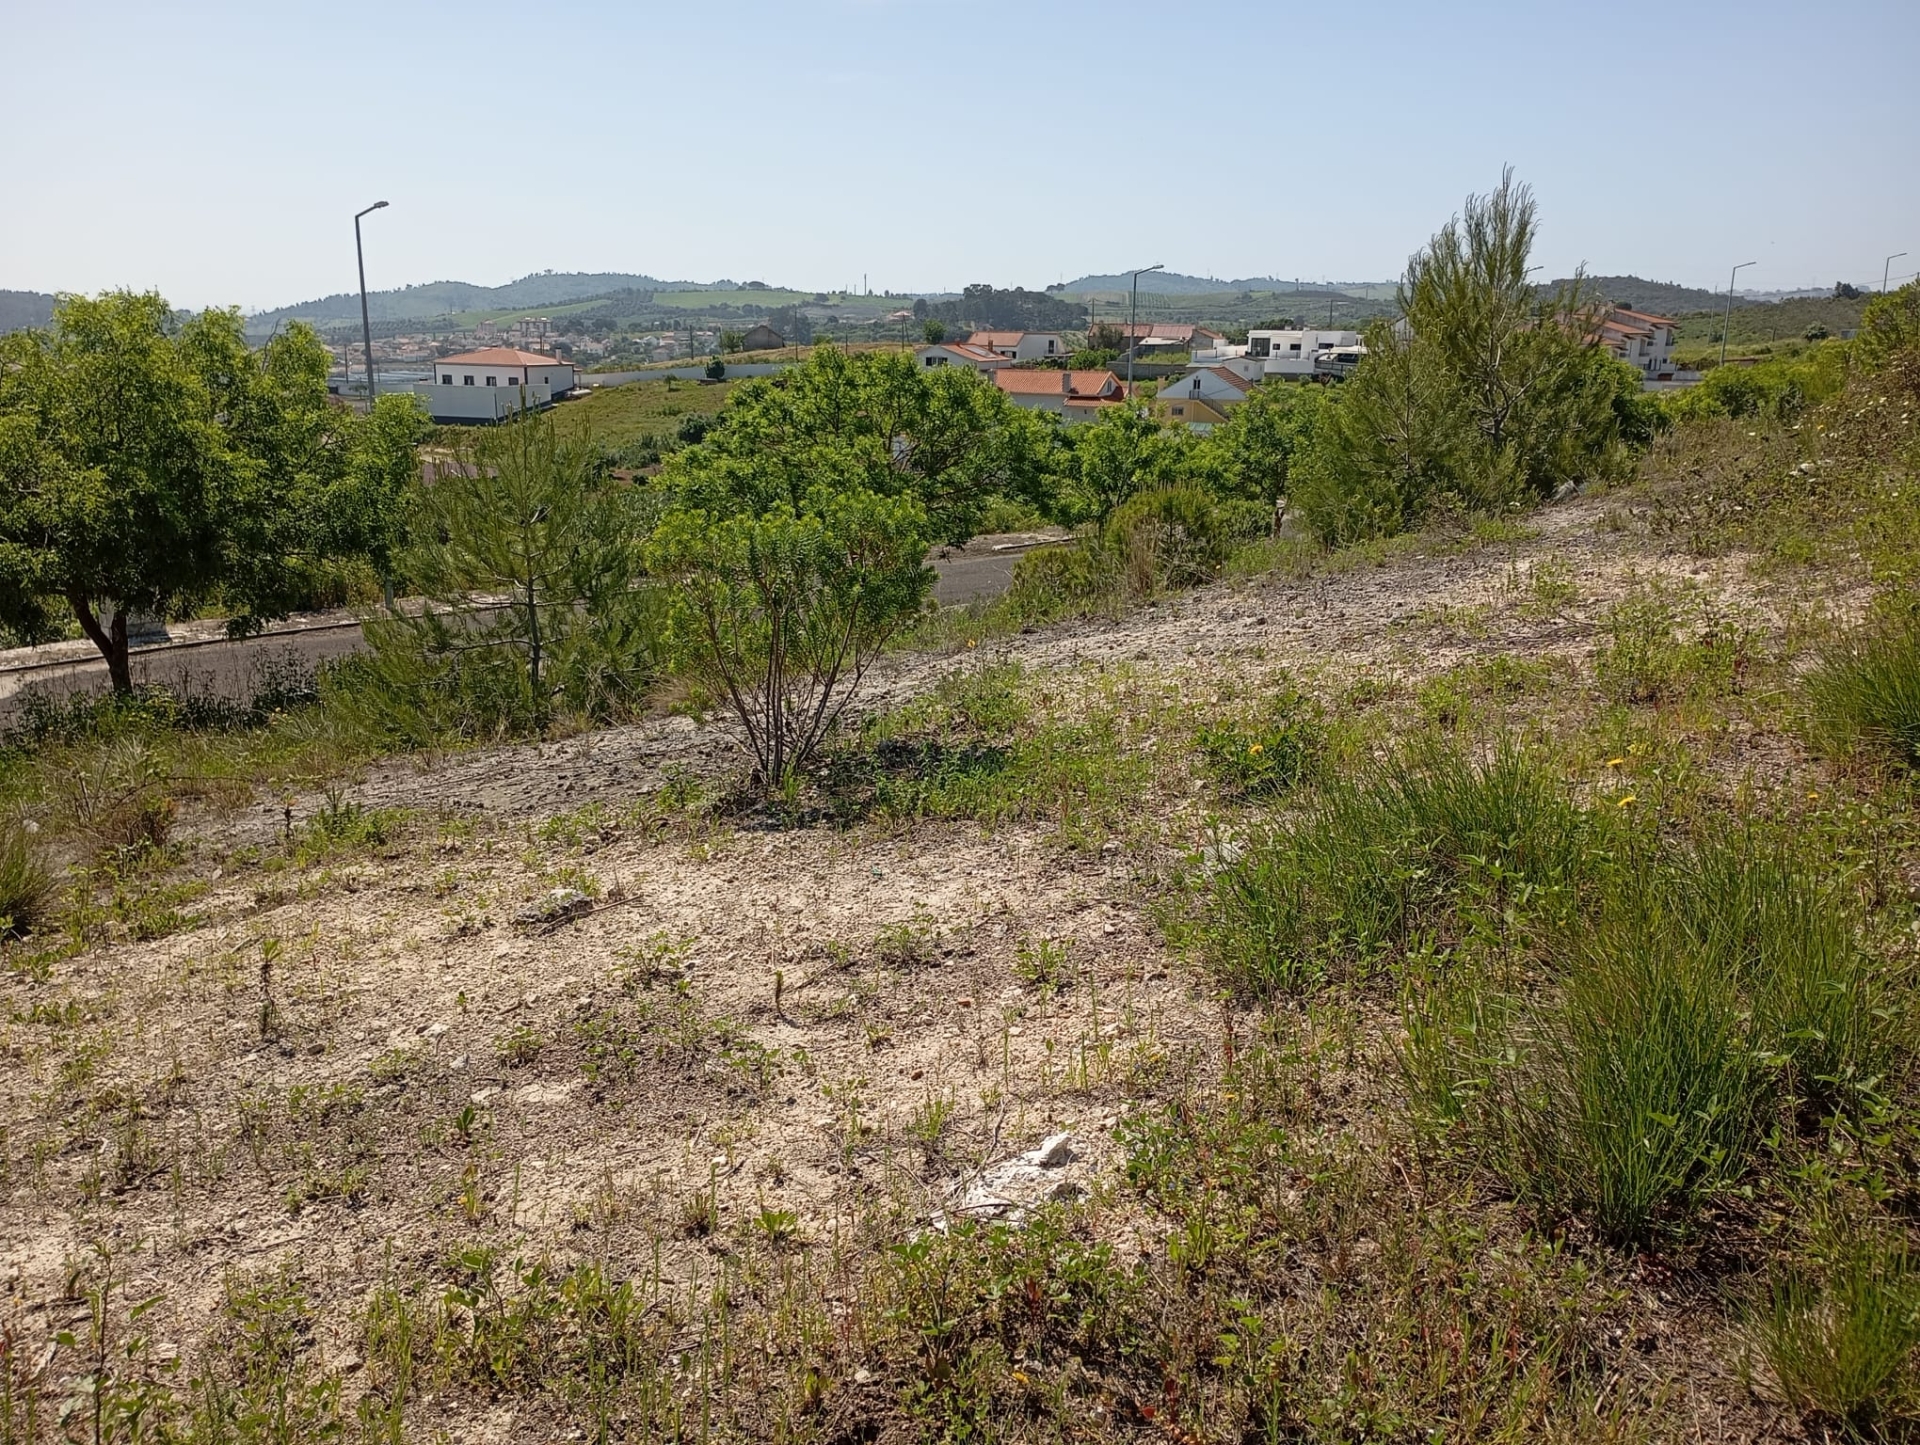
[7,0,1917,310]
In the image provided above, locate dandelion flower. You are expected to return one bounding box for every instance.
[1248,742,1265,756]
[1606,756,1624,769]
[1617,794,1637,808]
[1807,789,1820,802]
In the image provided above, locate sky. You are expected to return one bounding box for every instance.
[5,0,1918,311]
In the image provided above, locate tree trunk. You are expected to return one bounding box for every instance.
[69,593,133,694]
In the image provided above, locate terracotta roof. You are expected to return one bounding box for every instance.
[994,369,1121,397]
[967,330,1061,347]
[1111,323,1224,342]
[928,342,1004,361]
[1199,366,1252,391]
[438,347,570,367]
[1610,307,1675,327]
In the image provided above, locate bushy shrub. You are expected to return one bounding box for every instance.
[1003,544,1122,625]
[1660,347,1847,425]
[1806,606,1920,767]
[1194,688,1324,799]
[1106,485,1237,592]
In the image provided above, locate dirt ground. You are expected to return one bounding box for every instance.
[0,491,1869,1440]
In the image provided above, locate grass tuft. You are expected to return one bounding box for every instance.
[1806,607,1920,768]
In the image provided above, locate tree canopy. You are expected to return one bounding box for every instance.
[0,290,425,689]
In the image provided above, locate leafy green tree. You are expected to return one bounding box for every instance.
[720,329,745,354]
[1197,381,1333,525]
[1855,281,1920,377]
[348,413,656,740]
[705,356,727,380]
[648,484,931,789]
[1055,406,1191,525]
[0,291,422,690]
[922,319,947,344]
[662,345,1055,543]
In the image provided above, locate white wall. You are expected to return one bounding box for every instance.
[435,361,576,393]
[412,382,553,422]
[1247,329,1362,378]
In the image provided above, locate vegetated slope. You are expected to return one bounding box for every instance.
[1060,270,1396,297]
[1550,274,1730,312]
[0,289,56,333]
[1675,292,1869,348]
[245,271,726,331]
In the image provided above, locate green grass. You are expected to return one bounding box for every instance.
[548,375,739,452]
[1756,1233,1920,1431]
[1806,608,1920,769]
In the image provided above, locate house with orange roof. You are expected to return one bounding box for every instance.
[966,330,1069,362]
[914,341,1012,378]
[992,368,1128,421]
[414,347,577,422]
[1589,307,1681,382]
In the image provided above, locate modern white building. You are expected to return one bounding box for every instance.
[1243,329,1363,379]
[413,348,577,423]
[914,342,1012,377]
[966,330,1069,362]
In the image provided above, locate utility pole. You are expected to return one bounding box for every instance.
[1127,263,1164,396]
[1720,260,1756,367]
[1886,252,1909,294]
[353,201,390,412]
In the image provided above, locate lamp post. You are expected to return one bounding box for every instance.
[1719,260,1756,367]
[1886,252,1909,294]
[1126,263,1163,396]
[354,201,390,410]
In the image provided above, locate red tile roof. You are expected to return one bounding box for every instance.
[438,347,570,367]
[924,343,1007,365]
[994,369,1121,397]
[967,330,1061,348]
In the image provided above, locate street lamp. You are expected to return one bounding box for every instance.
[354,201,390,409]
[1886,252,1909,294]
[1126,263,1163,395]
[1719,260,1756,367]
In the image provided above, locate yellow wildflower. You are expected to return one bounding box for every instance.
[1807,790,1820,802]
[1617,794,1637,808]
[1248,742,1265,756]
[1606,757,1624,769]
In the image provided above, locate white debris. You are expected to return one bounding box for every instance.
[935,1132,1084,1229]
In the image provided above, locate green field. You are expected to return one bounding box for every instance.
[548,376,741,450]
[1672,294,1867,361]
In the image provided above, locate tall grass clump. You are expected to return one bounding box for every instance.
[0,818,52,936]
[1424,825,1896,1242]
[1206,739,1594,995]
[1806,607,1920,769]
[1754,1233,1920,1432]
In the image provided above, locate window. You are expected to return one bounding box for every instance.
[485,376,497,386]
[1171,405,1185,415]
[1288,342,1302,351]
[441,374,452,384]
[463,375,474,386]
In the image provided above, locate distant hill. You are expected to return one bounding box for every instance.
[0,290,56,334]
[1057,271,1394,298]
[244,271,734,333]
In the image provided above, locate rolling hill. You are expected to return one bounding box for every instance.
[0,290,56,334]
[242,271,744,333]
[1057,271,1395,297]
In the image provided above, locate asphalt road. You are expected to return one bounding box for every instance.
[0,533,1067,715]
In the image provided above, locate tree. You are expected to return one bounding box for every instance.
[912,298,929,322]
[351,413,656,740]
[648,483,931,790]
[1197,382,1333,525]
[1055,406,1191,525]
[922,319,947,344]
[0,291,422,691]
[705,356,727,380]
[720,329,745,354]
[662,345,1055,544]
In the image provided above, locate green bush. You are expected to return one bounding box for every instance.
[1194,688,1324,799]
[1594,590,1746,704]
[1004,541,1122,625]
[1806,607,1920,768]
[1106,485,1237,592]
[1660,347,1847,425]
[0,818,52,936]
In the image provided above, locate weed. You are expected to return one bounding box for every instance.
[1013,936,1072,992]
[0,820,52,938]
[1193,686,1324,799]
[1594,588,1747,705]
[496,1024,544,1069]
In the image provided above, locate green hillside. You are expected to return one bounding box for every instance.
[0,290,56,333]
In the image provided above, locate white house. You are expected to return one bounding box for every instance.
[914,342,1011,378]
[966,330,1069,362]
[1244,329,1363,379]
[413,347,577,423]
[1161,366,1254,406]
[1591,308,1680,383]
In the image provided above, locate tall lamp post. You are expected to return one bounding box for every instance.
[1719,260,1756,367]
[1886,252,1909,294]
[354,201,390,410]
[1126,263,1163,396]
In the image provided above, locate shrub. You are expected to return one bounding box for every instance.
[1806,607,1920,768]
[1594,590,1746,704]
[1106,485,1237,593]
[0,819,51,936]
[1755,1235,1920,1431]
[1003,541,1122,625]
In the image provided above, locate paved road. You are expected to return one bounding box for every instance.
[0,532,1068,715]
